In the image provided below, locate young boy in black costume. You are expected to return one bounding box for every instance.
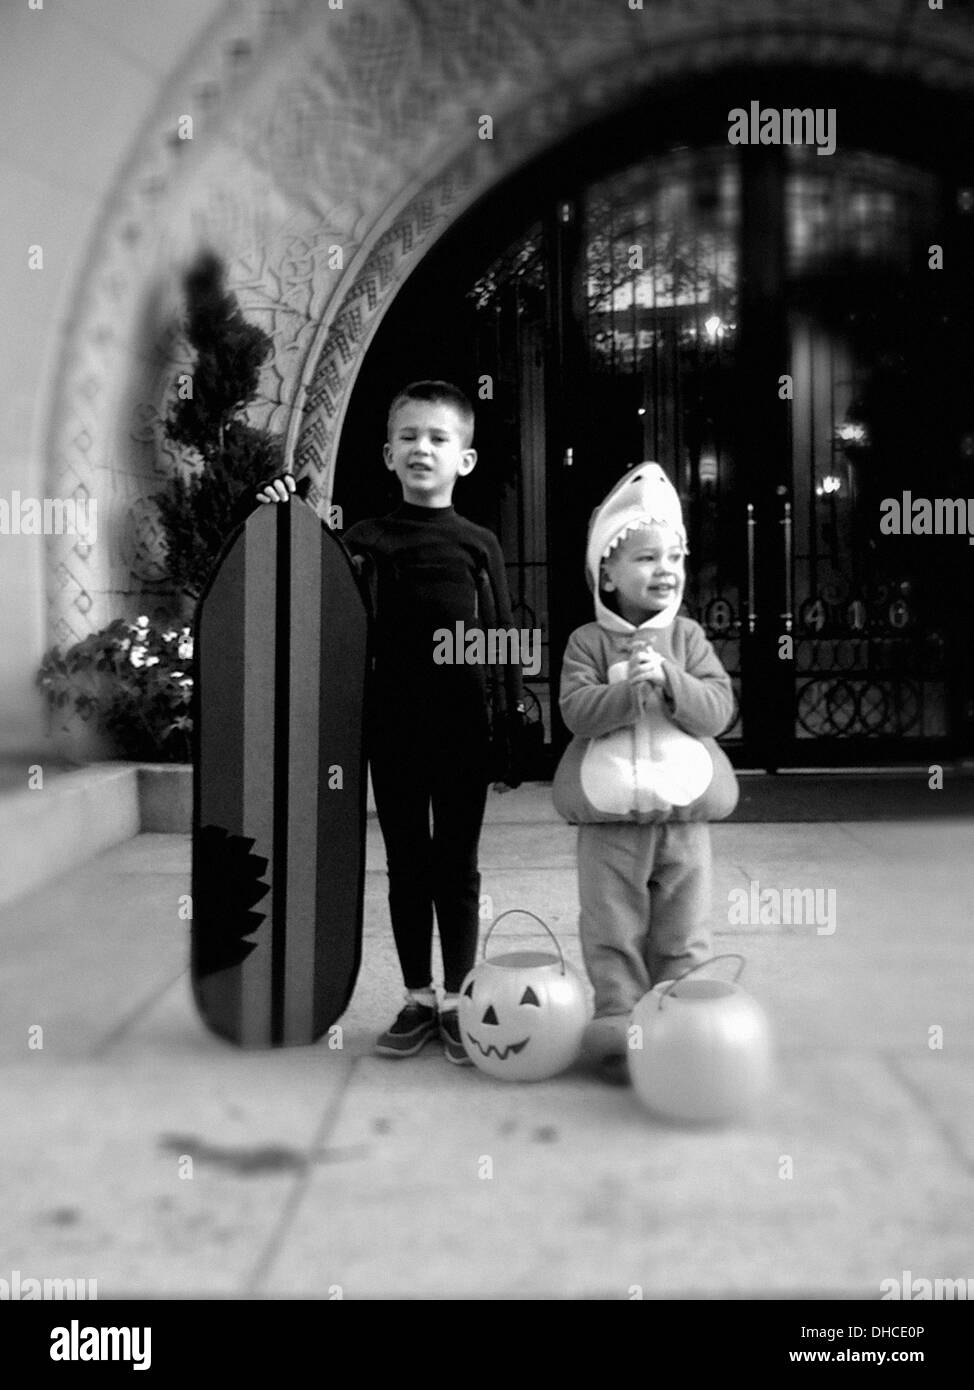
[257,382,523,1063]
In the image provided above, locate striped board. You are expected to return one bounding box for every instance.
[191,498,369,1047]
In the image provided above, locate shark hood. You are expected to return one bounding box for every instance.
[586,463,687,633]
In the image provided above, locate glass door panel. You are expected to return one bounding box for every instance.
[575,148,746,744]
[784,147,953,753]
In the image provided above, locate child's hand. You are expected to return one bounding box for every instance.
[628,647,666,687]
[256,473,297,505]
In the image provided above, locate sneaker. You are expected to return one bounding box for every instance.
[375,1001,439,1057]
[439,1009,473,1066]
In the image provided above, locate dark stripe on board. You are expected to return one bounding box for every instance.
[270,503,292,1045]
[239,514,277,1045]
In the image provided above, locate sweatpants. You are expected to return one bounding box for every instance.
[577,821,713,1023]
[369,716,489,996]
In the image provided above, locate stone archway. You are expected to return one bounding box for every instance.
[46,0,974,642]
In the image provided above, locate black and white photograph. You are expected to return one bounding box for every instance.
[1,0,973,1346]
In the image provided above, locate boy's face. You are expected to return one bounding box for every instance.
[600,523,686,624]
[383,400,476,507]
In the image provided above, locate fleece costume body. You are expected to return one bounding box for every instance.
[554,617,738,823]
[552,464,739,1034]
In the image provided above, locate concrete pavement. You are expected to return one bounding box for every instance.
[1,786,972,1299]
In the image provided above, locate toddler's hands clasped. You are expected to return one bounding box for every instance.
[628,645,666,688]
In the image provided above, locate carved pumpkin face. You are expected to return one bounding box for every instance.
[458,951,589,1081]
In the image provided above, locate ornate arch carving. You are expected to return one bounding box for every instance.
[44,0,974,639]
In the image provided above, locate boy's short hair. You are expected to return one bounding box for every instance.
[387,380,475,448]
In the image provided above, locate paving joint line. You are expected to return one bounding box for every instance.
[835,823,887,857]
[882,1049,974,1177]
[242,1052,360,1297]
[89,970,188,1059]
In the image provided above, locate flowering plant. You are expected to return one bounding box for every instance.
[37,616,194,763]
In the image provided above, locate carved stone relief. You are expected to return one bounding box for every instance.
[43,0,974,640]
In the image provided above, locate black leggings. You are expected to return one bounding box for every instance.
[369,727,489,994]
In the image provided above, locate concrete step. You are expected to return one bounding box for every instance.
[0,763,140,908]
[0,761,195,908]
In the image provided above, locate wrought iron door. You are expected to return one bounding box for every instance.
[543,143,970,766]
[466,136,972,767]
[779,148,965,759]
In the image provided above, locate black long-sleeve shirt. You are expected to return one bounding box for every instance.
[342,503,521,726]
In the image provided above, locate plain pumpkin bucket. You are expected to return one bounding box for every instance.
[628,954,773,1124]
[458,910,590,1081]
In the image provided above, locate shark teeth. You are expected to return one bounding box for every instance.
[600,516,686,559]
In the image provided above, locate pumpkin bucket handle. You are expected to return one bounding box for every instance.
[656,953,746,1010]
[483,909,567,976]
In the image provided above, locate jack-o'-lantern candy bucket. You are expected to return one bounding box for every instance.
[628,954,772,1124]
[459,910,589,1081]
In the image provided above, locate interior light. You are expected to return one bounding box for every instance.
[837,423,866,445]
[699,453,718,485]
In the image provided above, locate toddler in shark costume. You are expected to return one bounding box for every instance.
[553,464,739,1081]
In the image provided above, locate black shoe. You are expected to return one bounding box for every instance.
[375,1001,439,1057]
[439,1009,473,1066]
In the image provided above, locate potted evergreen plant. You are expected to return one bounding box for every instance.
[37,251,284,821]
